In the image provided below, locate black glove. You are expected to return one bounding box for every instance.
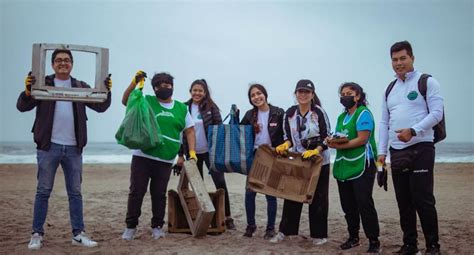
[172,164,182,176]
[377,165,388,191]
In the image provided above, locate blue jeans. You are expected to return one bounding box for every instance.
[33,143,84,235]
[245,188,277,229]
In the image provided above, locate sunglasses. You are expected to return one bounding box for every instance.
[297,115,307,138]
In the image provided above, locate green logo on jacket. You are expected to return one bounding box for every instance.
[407,91,418,100]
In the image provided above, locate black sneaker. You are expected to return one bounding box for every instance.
[395,244,419,254]
[263,227,276,240]
[225,218,236,230]
[340,237,360,250]
[425,244,441,255]
[243,225,257,237]
[367,240,381,253]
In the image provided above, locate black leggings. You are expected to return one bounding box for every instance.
[278,164,330,238]
[337,160,380,240]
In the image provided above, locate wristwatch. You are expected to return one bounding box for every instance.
[409,128,417,136]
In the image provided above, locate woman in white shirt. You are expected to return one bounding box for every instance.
[180,79,235,230]
[240,84,285,239]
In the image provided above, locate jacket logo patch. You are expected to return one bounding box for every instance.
[269,122,278,127]
[407,91,418,101]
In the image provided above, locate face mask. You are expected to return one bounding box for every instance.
[155,87,173,100]
[340,96,356,109]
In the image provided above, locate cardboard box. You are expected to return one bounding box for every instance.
[168,189,225,234]
[247,144,323,203]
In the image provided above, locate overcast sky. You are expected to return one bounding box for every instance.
[1,0,472,143]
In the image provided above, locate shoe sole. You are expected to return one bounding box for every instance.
[313,240,328,246]
[72,240,98,247]
[340,243,360,250]
[28,245,42,250]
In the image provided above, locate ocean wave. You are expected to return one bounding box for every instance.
[0,154,473,164]
[0,154,133,164]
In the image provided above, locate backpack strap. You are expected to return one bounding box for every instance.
[417,73,432,102]
[385,79,397,100]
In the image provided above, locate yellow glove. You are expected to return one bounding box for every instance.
[188,150,197,161]
[276,142,290,155]
[104,73,112,91]
[302,149,319,159]
[132,70,147,89]
[24,71,36,97]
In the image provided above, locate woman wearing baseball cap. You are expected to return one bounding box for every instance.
[270,79,331,246]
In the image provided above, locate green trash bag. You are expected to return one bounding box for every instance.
[115,89,163,150]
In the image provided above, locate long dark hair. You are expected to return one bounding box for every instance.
[312,93,322,107]
[248,83,268,134]
[339,82,368,109]
[188,79,219,112]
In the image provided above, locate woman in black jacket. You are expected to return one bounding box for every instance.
[179,79,235,230]
[240,84,284,239]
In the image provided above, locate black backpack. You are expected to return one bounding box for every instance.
[385,74,446,143]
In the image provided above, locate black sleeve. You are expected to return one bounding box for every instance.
[283,110,292,143]
[212,105,223,125]
[17,91,37,112]
[315,107,329,151]
[86,92,112,113]
[240,110,252,125]
[82,81,112,113]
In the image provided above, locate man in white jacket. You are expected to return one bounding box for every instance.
[378,41,443,255]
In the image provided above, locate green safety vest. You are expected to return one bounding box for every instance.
[333,106,377,181]
[141,96,187,160]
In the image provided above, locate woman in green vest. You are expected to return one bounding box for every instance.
[327,82,381,253]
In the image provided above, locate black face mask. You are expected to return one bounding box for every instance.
[340,96,356,109]
[155,87,173,100]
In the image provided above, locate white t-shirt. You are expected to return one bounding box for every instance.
[133,100,194,163]
[254,109,271,148]
[51,78,77,146]
[191,103,208,153]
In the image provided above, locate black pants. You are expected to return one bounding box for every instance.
[390,142,439,248]
[196,152,231,217]
[337,160,380,241]
[278,164,330,238]
[125,155,172,229]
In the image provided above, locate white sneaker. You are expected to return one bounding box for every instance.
[312,238,327,245]
[28,233,43,250]
[122,228,137,240]
[269,232,285,243]
[151,227,165,240]
[72,231,98,247]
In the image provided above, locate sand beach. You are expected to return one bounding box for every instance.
[0,163,472,254]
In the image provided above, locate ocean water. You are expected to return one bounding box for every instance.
[0,142,472,164]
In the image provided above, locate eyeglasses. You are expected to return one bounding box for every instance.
[54,58,72,64]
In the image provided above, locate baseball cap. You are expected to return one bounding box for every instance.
[295,79,315,92]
